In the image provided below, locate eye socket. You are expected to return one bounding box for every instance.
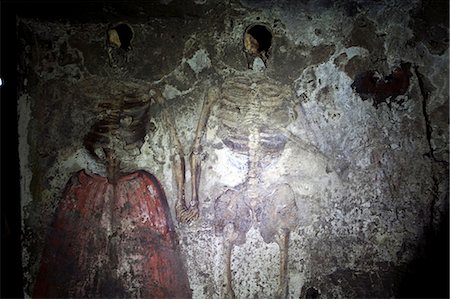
[108,23,133,50]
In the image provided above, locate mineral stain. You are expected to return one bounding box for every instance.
[352,63,412,108]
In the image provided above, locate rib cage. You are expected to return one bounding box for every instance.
[218,76,293,156]
[83,94,151,162]
[216,75,294,210]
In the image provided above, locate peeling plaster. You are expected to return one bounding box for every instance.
[186,49,212,75]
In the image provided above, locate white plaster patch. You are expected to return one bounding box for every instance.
[61,148,106,175]
[335,46,369,61]
[355,148,372,169]
[260,146,330,190]
[100,188,113,235]
[211,147,247,186]
[146,185,158,198]
[162,84,195,100]
[163,84,182,100]
[186,49,211,74]
[294,62,374,163]
[252,57,266,72]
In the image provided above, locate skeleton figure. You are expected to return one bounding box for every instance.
[159,74,329,297]
[212,75,299,298]
[33,85,193,298]
[83,92,151,182]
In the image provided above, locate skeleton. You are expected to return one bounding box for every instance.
[158,74,329,297]
[79,89,155,296]
[213,75,301,298]
[83,92,151,183]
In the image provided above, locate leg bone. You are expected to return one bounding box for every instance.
[155,92,197,223]
[275,228,290,299]
[189,87,219,210]
[222,223,237,299]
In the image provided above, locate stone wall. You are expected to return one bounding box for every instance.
[17,0,448,297]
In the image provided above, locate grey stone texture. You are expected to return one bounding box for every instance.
[18,0,448,298]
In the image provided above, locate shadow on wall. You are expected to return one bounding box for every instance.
[394,207,449,298]
[298,207,449,299]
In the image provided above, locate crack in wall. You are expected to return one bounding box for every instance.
[413,65,449,236]
[413,65,435,161]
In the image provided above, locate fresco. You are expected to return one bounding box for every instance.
[33,170,191,298]
[15,1,449,298]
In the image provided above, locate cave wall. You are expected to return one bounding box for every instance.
[17,0,448,298]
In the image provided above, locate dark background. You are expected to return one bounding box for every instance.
[2,1,23,298]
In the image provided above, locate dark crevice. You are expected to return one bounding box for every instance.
[243,24,272,69]
[395,203,449,298]
[305,286,320,299]
[414,65,435,160]
[108,23,133,51]
[414,66,449,168]
[246,25,272,54]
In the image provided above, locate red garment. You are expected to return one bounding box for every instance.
[33,170,191,298]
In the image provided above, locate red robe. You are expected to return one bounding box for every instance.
[33,170,191,298]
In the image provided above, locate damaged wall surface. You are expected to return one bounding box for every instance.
[13,0,449,298]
